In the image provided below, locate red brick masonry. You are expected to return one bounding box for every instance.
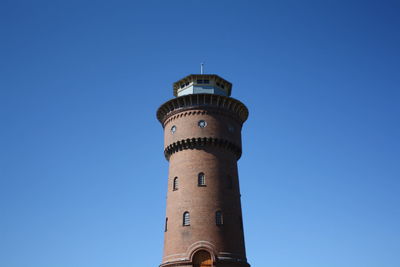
[157,93,250,267]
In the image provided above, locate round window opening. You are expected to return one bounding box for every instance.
[171,125,177,133]
[198,120,207,128]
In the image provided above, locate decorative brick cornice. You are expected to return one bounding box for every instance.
[157,94,248,125]
[164,137,242,160]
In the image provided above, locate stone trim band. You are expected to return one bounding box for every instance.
[164,137,242,160]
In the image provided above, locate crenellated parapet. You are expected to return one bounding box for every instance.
[157,94,248,125]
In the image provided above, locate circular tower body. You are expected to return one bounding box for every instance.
[157,74,250,267]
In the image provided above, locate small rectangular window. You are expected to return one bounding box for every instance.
[204,79,209,84]
[197,79,203,84]
[216,211,223,226]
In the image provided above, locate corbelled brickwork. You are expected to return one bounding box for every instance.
[157,76,250,267]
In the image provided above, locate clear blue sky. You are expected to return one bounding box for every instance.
[1,1,399,267]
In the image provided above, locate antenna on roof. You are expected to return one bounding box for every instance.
[200,63,204,74]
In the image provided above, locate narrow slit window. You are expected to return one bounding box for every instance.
[183,212,190,226]
[216,211,223,226]
[227,175,233,189]
[198,172,205,186]
[165,218,168,232]
[173,177,178,191]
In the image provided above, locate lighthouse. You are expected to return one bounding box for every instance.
[157,73,250,267]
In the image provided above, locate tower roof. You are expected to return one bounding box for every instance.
[173,74,232,97]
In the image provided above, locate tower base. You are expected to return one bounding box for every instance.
[160,259,250,267]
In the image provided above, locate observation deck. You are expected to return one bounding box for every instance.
[173,74,232,97]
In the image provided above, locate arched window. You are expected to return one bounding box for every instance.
[216,211,223,226]
[193,250,212,267]
[227,175,233,189]
[165,217,168,232]
[198,172,205,186]
[183,211,190,226]
[173,177,178,191]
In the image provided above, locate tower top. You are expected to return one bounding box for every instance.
[173,74,232,97]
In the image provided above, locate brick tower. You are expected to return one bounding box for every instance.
[157,74,250,267]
